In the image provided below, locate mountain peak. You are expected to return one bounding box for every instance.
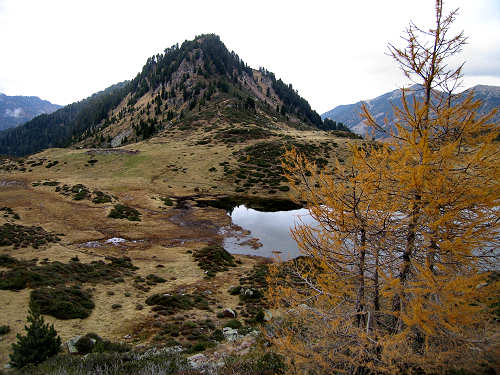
[0,34,349,156]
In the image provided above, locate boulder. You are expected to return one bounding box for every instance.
[223,327,240,342]
[222,308,236,318]
[66,335,82,354]
[188,353,207,369]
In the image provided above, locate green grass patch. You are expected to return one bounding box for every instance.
[215,126,274,144]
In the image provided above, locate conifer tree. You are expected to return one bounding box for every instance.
[267,1,499,373]
[9,305,61,368]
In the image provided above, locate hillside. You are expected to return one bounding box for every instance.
[0,34,355,157]
[0,93,61,131]
[322,84,500,138]
[0,35,365,367]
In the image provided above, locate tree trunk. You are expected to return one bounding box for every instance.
[373,247,380,329]
[355,228,366,328]
[392,195,420,332]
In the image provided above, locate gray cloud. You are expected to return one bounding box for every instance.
[5,107,24,118]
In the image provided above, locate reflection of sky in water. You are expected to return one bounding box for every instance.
[223,205,316,260]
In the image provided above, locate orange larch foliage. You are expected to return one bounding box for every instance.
[266,1,499,373]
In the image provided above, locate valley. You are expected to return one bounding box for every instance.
[0,113,358,366]
[0,11,497,370]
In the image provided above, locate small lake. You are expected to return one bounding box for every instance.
[222,205,315,260]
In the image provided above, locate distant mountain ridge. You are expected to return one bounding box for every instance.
[322,84,500,138]
[0,93,61,131]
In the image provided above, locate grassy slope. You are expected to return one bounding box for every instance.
[0,121,361,365]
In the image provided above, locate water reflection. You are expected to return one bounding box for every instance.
[222,205,315,260]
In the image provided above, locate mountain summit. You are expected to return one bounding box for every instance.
[0,34,349,156]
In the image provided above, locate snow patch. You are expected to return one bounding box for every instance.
[105,237,126,245]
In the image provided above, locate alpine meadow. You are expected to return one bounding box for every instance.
[0,0,498,374]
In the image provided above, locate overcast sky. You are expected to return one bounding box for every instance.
[0,0,499,113]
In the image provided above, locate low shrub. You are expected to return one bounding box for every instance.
[161,197,174,206]
[75,336,94,354]
[108,204,141,221]
[185,340,215,354]
[224,319,242,329]
[228,285,242,295]
[145,293,210,315]
[0,325,10,335]
[0,254,20,267]
[229,264,269,323]
[92,191,113,204]
[54,184,114,204]
[45,160,59,168]
[0,223,59,248]
[16,351,187,374]
[0,255,137,291]
[192,245,237,277]
[146,274,167,284]
[30,286,95,319]
[1,206,20,220]
[218,351,287,375]
[75,332,130,354]
[41,181,60,186]
[92,339,129,354]
[210,328,224,342]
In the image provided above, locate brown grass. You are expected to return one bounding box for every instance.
[0,120,360,365]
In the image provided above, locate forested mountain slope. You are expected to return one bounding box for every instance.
[0,34,355,156]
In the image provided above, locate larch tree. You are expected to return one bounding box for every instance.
[266,1,499,374]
